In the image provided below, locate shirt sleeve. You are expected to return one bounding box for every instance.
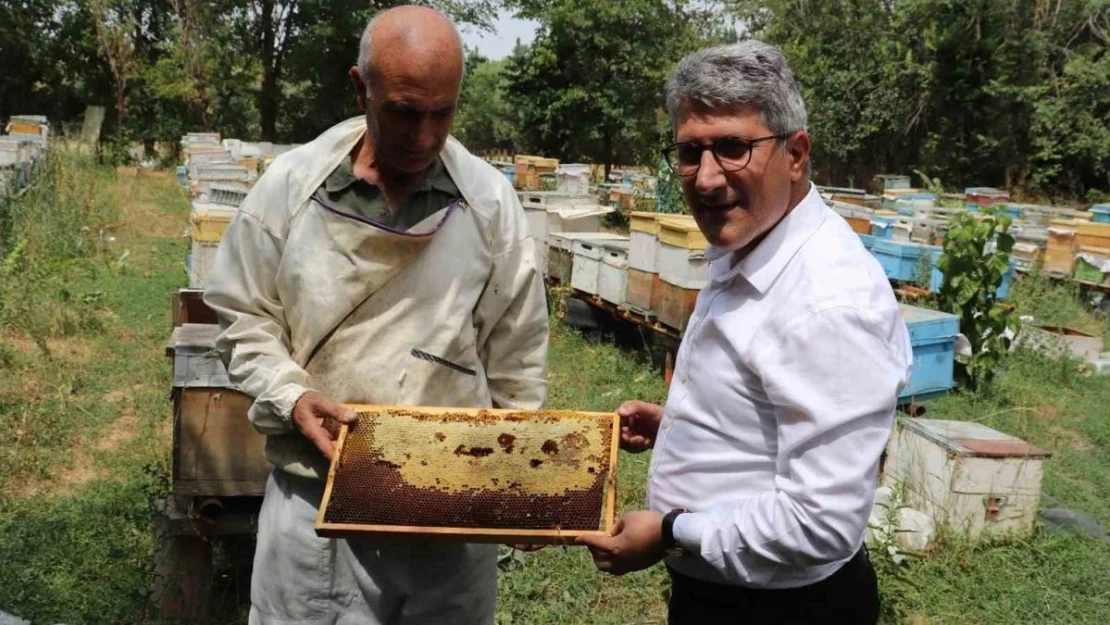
[671,304,911,584]
[472,190,550,411]
[203,191,315,435]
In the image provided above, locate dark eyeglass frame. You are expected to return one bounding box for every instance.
[661,134,791,178]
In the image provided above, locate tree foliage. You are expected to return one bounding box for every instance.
[452,52,519,153]
[501,0,721,173]
[2,0,495,150]
[729,0,1110,200]
[937,207,1019,391]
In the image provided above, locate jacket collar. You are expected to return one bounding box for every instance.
[296,117,476,213]
[708,182,827,293]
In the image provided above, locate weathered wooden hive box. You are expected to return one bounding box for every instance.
[167,319,270,497]
[884,417,1051,539]
[317,405,619,544]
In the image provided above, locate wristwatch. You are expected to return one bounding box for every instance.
[661,508,689,558]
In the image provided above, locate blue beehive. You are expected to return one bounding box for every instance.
[871,216,895,239]
[927,248,1016,299]
[176,165,187,186]
[1093,204,1110,224]
[872,239,938,283]
[900,304,960,402]
[858,233,877,250]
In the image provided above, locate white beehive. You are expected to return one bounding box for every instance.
[883,418,1051,539]
[598,241,631,306]
[570,238,607,295]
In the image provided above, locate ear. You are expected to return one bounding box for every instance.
[350,66,367,112]
[786,130,810,182]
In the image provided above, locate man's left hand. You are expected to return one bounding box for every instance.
[576,510,665,575]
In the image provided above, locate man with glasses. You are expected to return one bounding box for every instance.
[579,41,912,624]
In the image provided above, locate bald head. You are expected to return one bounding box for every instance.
[349,5,466,176]
[357,5,465,85]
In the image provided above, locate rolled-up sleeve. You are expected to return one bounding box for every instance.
[672,304,911,583]
[203,185,314,435]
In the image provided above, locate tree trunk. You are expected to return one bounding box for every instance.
[602,129,613,182]
[259,0,278,141]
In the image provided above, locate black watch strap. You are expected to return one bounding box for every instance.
[661,508,688,550]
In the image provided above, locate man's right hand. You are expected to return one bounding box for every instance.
[292,391,358,461]
[617,401,663,453]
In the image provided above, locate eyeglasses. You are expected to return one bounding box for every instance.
[661,134,789,178]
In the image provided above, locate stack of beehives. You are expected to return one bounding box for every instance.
[178,133,301,290]
[513,154,558,191]
[0,115,49,195]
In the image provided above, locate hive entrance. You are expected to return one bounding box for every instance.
[316,405,619,543]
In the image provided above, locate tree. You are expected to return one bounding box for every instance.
[503,0,719,173]
[452,52,519,152]
[728,0,1110,199]
[234,0,498,141]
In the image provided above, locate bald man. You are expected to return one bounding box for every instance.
[204,6,549,624]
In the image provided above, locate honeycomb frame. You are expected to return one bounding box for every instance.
[315,404,620,544]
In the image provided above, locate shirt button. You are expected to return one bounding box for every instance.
[378,208,388,217]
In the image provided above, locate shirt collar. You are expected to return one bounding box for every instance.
[707,182,828,293]
[322,154,457,196]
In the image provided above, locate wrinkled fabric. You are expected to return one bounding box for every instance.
[649,184,912,589]
[248,470,498,625]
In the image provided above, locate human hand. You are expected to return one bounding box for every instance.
[576,510,665,575]
[292,391,358,461]
[617,401,663,453]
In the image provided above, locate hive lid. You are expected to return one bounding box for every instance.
[657,215,709,249]
[547,231,626,251]
[316,405,619,544]
[629,211,661,234]
[897,418,1052,458]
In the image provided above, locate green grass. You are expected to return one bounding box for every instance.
[0,157,186,624]
[1,163,1109,624]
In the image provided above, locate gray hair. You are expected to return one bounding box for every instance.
[357,12,466,86]
[665,40,808,135]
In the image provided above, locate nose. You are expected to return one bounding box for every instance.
[694,149,726,197]
[414,114,443,152]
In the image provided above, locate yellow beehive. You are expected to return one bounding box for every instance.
[629,211,660,234]
[189,210,234,243]
[235,156,259,175]
[1073,221,1110,249]
[8,121,44,136]
[514,155,558,175]
[658,215,708,250]
[1045,224,1079,275]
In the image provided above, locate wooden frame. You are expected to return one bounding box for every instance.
[315,404,620,545]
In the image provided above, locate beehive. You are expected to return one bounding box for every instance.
[316,405,619,544]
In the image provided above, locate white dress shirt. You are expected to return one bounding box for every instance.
[647,183,912,589]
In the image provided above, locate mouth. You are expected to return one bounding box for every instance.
[696,199,745,214]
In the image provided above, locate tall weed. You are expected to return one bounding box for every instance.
[0,149,120,348]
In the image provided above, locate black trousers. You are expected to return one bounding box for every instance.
[667,548,880,625]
